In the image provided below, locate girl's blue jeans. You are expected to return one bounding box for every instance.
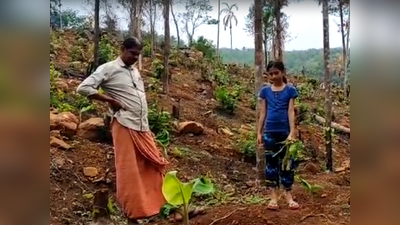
[263,131,297,190]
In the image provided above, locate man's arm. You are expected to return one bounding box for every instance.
[76,65,114,103]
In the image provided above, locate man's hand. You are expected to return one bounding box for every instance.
[109,99,125,111]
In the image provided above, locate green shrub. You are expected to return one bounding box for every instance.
[215,86,240,113]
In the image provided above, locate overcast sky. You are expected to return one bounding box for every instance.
[63,0,344,51]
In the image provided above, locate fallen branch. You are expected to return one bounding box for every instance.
[208,207,246,225]
[313,114,350,134]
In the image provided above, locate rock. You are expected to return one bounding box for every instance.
[304,162,319,174]
[334,167,347,173]
[50,130,62,139]
[50,137,72,150]
[238,124,252,134]
[58,121,78,138]
[341,159,350,169]
[177,121,204,135]
[219,127,234,136]
[321,193,327,198]
[52,156,65,169]
[50,112,58,130]
[77,117,108,141]
[83,167,99,177]
[183,84,189,88]
[55,112,79,125]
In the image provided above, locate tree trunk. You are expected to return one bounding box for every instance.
[137,0,144,70]
[313,114,350,134]
[131,0,137,36]
[93,0,100,69]
[170,1,180,47]
[345,10,350,97]
[254,0,265,182]
[274,0,283,61]
[149,0,155,58]
[230,25,233,49]
[322,0,333,172]
[217,0,221,56]
[339,0,347,91]
[264,38,268,66]
[163,0,171,94]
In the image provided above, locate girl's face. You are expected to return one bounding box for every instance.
[268,67,283,82]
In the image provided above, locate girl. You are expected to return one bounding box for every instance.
[257,61,299,210]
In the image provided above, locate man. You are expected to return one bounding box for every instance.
[76,37,168,224]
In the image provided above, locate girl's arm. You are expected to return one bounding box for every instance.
[288,98,296,137]
[258,99,267,134]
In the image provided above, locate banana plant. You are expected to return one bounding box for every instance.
[160,171,214,225]
[296,175,322,201]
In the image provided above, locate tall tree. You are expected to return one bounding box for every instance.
[217,0,221,56]
[322,0,333,171]
[244,2,288,65]
[254,0,265,182]
[179,0,213,46]
[273,0,287,61]
[170,0,181,47]
[163,0,171,93]
[93,0,100,69]
[221,2,238,49]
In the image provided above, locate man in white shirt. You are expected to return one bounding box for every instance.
[77,37,168,224]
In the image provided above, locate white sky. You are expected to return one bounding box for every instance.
[63,0,344,51]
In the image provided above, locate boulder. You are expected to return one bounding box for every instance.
[50,136,72,150]
[177,121,204,135]
[77,117,110,141]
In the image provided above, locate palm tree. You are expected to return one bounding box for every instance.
[221,2,238,49]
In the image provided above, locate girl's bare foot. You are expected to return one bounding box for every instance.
[267,188,279,210]
[267,199,279,210]
[285,191,299,210]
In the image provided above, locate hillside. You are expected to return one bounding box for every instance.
[50,29,350,225]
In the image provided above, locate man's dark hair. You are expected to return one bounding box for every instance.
[122,37,143,50]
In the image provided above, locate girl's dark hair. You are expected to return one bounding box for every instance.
[122,37,143,50]
[266,61,287,83]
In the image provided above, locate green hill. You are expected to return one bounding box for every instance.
[220,47,344,81]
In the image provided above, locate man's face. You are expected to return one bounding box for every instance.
[122,47,141,65]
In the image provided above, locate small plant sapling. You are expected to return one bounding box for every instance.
[160,171,214,225]
[296,175,322,201]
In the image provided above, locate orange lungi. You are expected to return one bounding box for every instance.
[111,120,168,220]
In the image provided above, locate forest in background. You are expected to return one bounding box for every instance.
[220,47,348,83]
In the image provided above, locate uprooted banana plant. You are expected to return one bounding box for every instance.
[160,171,214,225]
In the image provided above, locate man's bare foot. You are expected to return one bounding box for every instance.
[285,191,299,210]
[127,219,139,225]
[170,208,205,222]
